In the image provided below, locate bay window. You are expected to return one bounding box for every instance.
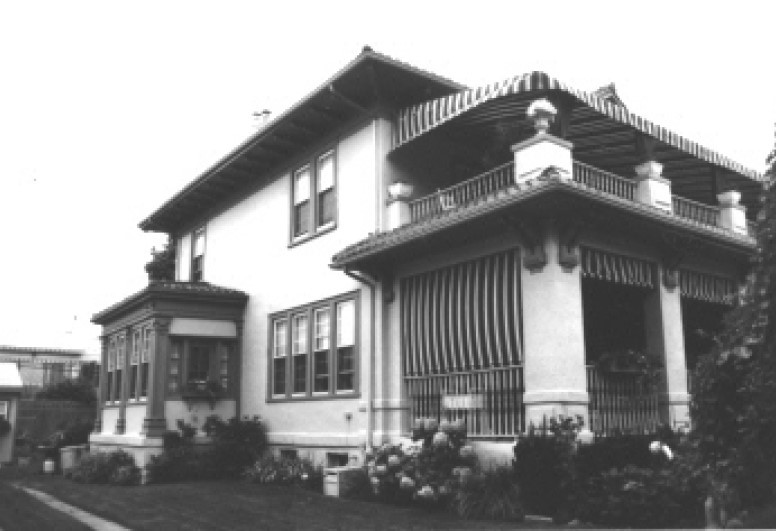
[269,292,358,400]
[291,149,336,241]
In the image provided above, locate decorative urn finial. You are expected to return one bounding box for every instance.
[526,98,557,134]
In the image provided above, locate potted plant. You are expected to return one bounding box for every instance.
[182,380,224,409]
[595,348,663,385]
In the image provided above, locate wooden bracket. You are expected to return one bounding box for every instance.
[558,221,582,270]
[503,217,546,271]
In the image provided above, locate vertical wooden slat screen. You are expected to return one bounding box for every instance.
[401,248,522,376]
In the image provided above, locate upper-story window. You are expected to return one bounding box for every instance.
[291,150,336,242]
[191,227,206,282]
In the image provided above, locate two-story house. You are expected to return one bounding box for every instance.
[91,48,763,469]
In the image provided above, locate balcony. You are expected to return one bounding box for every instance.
[403,160,754,239]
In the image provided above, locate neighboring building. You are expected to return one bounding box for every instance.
[0,346,98,396]
[0,362,23,463]
[91,49,764,468]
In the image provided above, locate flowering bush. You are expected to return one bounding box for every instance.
[243,454,321,489]
[367,418,475,507]
[67,450,140,486]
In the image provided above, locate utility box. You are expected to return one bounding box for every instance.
[323,466,363,497]
[60,444,88,473]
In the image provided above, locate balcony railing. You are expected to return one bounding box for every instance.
[572,161,636,201]
[672,195,720,227]
[404,160,752,239]
[405,366,524,438]
[408,162,514,222]
[587,366,661,435]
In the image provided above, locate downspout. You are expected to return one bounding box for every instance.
[344,268,377,452]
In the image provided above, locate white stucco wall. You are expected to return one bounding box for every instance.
[175,121,380,450]
[101,407,119,435]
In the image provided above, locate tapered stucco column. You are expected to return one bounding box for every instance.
[644,266,690,431]
[520,221,589,428]
[93,336,109,433]
[142,318,170,436]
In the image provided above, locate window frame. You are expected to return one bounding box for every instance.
[191,226,206,282]
[289,148,337,245]
[166,338,235,398]
[267,291,359,402]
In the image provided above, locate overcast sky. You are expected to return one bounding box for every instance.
[1,1,773,357]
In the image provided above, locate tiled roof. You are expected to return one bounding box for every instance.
[331,176,756,268]
[0,346,84,357]
[92,281,248,324]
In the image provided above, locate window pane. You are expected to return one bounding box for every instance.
[337,300,355,347]
[115,369,123,400]
[141,328,151,363]
[273,320,288,358]
[140,364,149,398]
[318,188,335,227]
[317,152,334,191]
[168,341,181,393]
[131,331,140,365]
[292,315,308,355]
[273,358,286,395]
[293,353,307,394]
[130,366,138,399]
[336,346,354,392]
[314,350,329,393]
[314,309,330,350]
[188,343,210,383]
[292,315,308,394]
[193,229,205,257]
[294,167,311,204]
[294,202,310,237]
[218,342,229,391]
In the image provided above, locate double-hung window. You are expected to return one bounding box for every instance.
[269,292,358,400]
[115,334,125,401]
[140,327,151,399]
[291,149,336,241]
[191,227,206,282]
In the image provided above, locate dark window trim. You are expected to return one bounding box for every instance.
[267,290,360,402]
[166,337,236,400]
[289,147,338,246]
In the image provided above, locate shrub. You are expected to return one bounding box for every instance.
[367,418,475,507]
[452,468,524,522]
[36,378,96,404]
[243,454,322,489]
[512,416,581,518]
[146,415,268,483]
[68,450,140,486]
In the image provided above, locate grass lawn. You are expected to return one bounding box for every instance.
[0,466,565,531]
[0,480,92,531]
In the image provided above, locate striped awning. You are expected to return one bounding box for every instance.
[581,248,656,288]
[680,270,737,305]
[394,71,762,183]
[401,249,522,376]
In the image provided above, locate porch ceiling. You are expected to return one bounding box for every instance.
[331,177,755,273]
[391,72,764,210]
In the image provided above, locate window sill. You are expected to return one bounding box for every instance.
[288,223,337,248]
[268,391,360,403]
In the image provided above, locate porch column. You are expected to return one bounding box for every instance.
[142,318,170,437]
[115,328,131,434]
[644,266,690,431]
[93,335,109,433]
[520,220,589,428]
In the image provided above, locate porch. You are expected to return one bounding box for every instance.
[403,159,755,239]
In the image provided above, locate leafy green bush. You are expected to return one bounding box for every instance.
[146,415,268,483]
[36,378,96,404]
[512,416,581,518]
[243,454,322,489]
[452,468,524,522]
[67,450,140,486]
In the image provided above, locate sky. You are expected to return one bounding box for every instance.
[0,1,773,358]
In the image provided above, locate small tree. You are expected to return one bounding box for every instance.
[690,126,776,511]
[145,237,176,282]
